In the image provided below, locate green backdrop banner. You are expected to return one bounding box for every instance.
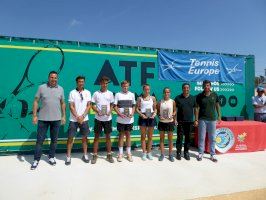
[0,36,255,153]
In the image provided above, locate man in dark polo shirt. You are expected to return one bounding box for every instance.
[195,80,221,162]
[31,71,66,170]
[175,83,197,161]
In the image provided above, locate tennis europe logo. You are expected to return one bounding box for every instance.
[215,128,235,153]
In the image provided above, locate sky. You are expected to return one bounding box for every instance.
[0,0,265,76]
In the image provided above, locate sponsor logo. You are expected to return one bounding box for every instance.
[237,132,247,143]
[226,64,242,74]
[161,59,180,72]
[215,128,235,153]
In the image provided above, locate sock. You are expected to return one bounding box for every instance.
[126,147,131,155]
[119,147,123,155]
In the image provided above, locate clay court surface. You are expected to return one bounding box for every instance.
[0,148,265,200]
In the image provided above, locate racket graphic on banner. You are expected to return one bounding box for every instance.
[0,44,65,118]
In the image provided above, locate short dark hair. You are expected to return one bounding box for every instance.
[163,87,170,93]
[121,80,130,86]
[142,83,150,90]
[48,71,58,77]
[203,80,211,87]
[100,76,110,83]
[76,75,85,82]
[182,83,190,89]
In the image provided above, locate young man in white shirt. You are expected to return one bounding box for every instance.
[65,76,91,165]
[114,80,136,162]
[91,76,115,164]
[252,86,266,122]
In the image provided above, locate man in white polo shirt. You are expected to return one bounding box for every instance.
[65,76,91,165]
[252,86,266,122]
[114,80,136,162]
[91,76,115,164]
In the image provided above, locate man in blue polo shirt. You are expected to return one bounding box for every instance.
[31,71,66,170]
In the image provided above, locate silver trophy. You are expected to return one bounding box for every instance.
[101,105,107,115]
[123,107,130,117]
[162,108,169,119]
[145,108,152,118]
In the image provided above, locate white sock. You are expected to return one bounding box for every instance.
[126,147,131,155]
[119,147,123,155]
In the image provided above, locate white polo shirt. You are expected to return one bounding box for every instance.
[114,91,136,124]
[91,90,114,121]
[68,89,91,122]
[252,95,266,114]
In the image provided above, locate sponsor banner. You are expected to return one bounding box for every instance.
[158,50,245,84]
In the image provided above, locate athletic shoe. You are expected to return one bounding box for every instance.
[184,152,190,161]
[169,155,175,162]
[65,156,71,165]
[127,154,133,162]
[210,155,218,163]
[147,152,153,160]
[117,154,123,162]
[141,153,147,161]
[48,157,56,166]
[31,160,39,170]
[197,153,203,161]
[91,154,98,164]
[158,154,164,161]
[82,154,90,163]
[176,152,181,160]
[107,154,114,163]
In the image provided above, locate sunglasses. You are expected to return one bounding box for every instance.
[80,93,83,101]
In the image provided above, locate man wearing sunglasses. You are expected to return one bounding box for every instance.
[65,76,91,165]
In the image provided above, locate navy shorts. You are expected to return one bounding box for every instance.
[117,123,133,132]
[67,121,90,138]
[94,119,112,134]
[138,117,157,127]
[158,121,175,132]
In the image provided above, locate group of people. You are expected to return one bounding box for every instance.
[30,71,221,170]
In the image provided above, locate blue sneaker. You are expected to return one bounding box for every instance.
[147,152,153,160]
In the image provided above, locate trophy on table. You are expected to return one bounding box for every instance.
[145,108,152,118]
[101,105,107,115]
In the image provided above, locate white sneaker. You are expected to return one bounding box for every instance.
[197,153,203,161]
[141,153,147,161]
[147,153,153,160]
[65,156,71,165]
[31,160,39,170]
[117,154,123,162]
[48,157,56,165]
[210,155,218,162]
[82,154,90,163]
